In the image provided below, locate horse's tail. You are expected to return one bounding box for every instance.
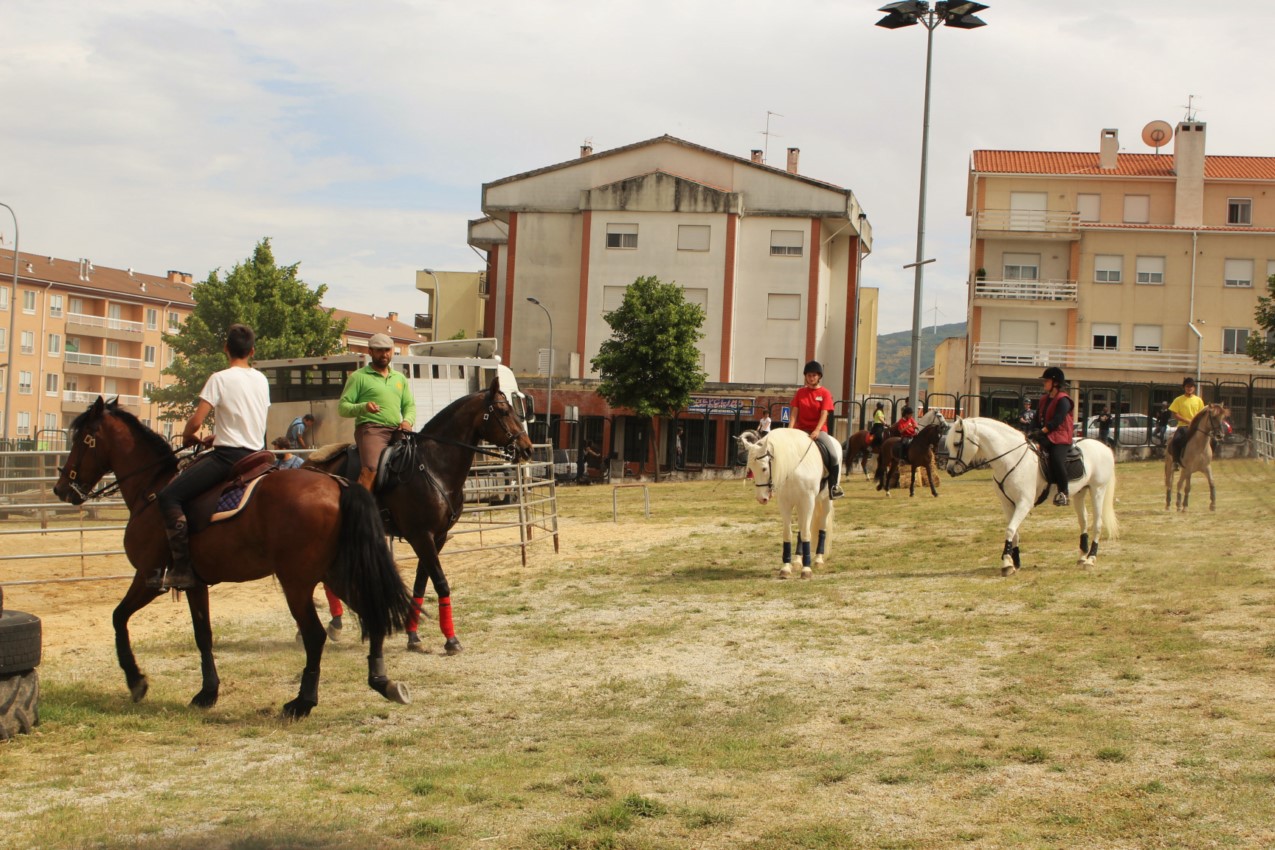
[1102,467,1119,541]
[331,483,412,638]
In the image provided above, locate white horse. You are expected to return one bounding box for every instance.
[741,428,834,579]
[944,417,1118,576]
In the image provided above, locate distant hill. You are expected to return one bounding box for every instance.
[874,322,966,386]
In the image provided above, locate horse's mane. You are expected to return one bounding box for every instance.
[71,400,179,474]
[1187,403,1223,437]
[756,428,817,488]
[418,378,503,436]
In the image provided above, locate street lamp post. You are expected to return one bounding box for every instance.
[526,297,553,445]
[422,268,442,340]
[1,202,18,442]
[876,1,988,409]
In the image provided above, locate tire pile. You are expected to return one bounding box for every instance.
[0,587,41,740]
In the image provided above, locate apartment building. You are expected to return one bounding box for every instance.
[329,309,421,355]
[467,135,876,464]
[0,250,195,443]
[963,121,1275,425]
[412,270,487,342]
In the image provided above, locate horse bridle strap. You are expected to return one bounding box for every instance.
[417,433,514,460]
[60,430,192,503]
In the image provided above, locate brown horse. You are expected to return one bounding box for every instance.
[843,428,884,479]
[52,397,412,719]
[305,378,533,654]
[1165,403,1228,512]
[875,411,947,498]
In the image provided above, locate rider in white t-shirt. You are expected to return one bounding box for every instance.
[150,323,270,590]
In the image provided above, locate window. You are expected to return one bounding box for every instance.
[770,230,803,257]
[1269,260,1275,288]
[18,370,32,395]
[146,308,158,330]
[1223,328,1250,355]
[0,286,8,310]
[602,285,628,311]
[677,225,710,252]
[1135,256,1165,285]
[49,294,63,318]
[143,382,155,401]
[45,373,59,396]
[764,358,799,385]
[1123,195,1150,223]
[681,287,708,311]
[19,331,33,354]
[1224,258,1253,288]
[1092,323,1119,351]
[1077,194,1100,222]
[144,345,156,366]
[69,297,83,315]
[48,333,61,356]
[1132,325,1162,352]
[1002,253,1040,281]
[766,293,801,320]
[16,412,29,437]
[44,413,57,433]
[22,290,35,313]
[66,336,79,354]
[1227,198,1252,226]
[1094,255,1122,283]
[167,311,180,331]
[605,223,638,249]
[0,328,6,353]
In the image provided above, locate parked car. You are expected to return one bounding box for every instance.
[1075,413,1176,446]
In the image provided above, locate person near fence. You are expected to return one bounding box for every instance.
[337,333,415,491]
[1030,366,1074,507]
[791,360,843,499]
[1018,400,1034,434]
[152,323,269,590]
[272,436,304,470]
[286,413,315,450]
[1168,377,1205,468]
[1153,401,1171,446]
[757,409,772,437]
[1096,404,1114,447]
[577,440,602,482]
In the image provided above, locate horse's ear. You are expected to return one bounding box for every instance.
[738,429,760,448]
[107,396,120,410]
[487,374,501,401]
[91,396,106,415]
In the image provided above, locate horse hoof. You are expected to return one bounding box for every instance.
[800,567,812,580]
[444,637,463,656]
[281,698,315,720]
[190,688,219,709]
[326,623,342,642]
[1000,564,1018,577]
[406,635,431,654]
[1083,556,1096,568]
[814,555,825,566]
[129,677,149,703]
[386,682,411,705]
[778,564,792,579]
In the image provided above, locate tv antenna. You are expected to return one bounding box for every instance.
[1141,120,1173,154]
[760,111,783,165]
[1181,94,1201,122]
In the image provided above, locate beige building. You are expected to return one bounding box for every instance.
[964,121,1275,426]
[0,250,195,444]
[413,270,487,341]
[330,309,421,355]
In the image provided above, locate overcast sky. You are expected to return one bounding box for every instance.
[3,1,1273,339]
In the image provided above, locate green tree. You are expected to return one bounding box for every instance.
[591,275,706,478]
[1247,272,1275,365]
[149,238,347,420]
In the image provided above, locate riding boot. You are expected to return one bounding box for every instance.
[357,467,376,492]
[148,507,197,590]
[828,462,844,499]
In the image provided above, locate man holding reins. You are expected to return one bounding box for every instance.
[338,333,415,490]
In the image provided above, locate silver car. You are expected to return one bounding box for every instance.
[1077,413,1176,445]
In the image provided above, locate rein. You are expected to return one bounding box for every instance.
[417,432,514,460]
[60,431,193,503]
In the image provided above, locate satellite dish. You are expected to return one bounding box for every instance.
[1142,120,1173,152]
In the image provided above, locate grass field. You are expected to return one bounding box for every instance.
[2,458,1274,849]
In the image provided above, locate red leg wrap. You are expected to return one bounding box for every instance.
[323,585,344,617]
[407,596,424,634]
[438,596,455,639]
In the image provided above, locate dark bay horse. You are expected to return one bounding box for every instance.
[305,378,534,654]
[843,430,878,479]
[52,397,412,719]
[875,410,947,498]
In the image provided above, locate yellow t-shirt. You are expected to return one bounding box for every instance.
[1168,393,1205,425]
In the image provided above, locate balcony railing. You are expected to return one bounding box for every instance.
[65,312,144,334]
[64,351,143,370]
[974,278,1077,302]
[63,390,142,407]
[977,209,1079,233]
[415,313,433,331]
[972,343,1275,374]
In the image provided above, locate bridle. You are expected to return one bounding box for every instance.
[58,419,188,503]
[417,393,528,461]
[751,448,775,493]
[946,420,1030,477]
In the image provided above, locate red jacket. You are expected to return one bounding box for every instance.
[896,417,917,438]
[1036,391,1074,445]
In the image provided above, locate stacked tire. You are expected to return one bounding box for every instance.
[0,587,42,740]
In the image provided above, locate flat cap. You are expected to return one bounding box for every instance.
[368,333,394,350]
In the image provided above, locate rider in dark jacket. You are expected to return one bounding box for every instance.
[1031,366,1075,507]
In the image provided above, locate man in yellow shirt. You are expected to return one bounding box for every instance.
[1168,376,1205,467]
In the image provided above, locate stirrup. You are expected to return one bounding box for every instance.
[830,484,844,500]
[1053,492,1069,507]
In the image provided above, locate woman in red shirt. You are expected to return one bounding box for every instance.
[790,361,844,499]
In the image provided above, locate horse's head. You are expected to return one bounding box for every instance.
[745,436,775,505]
[944,416,975,477]
[54,397,116,504]
[479,376,534,462]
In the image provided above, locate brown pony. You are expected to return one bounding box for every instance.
[305,378,533,654]
[1165,402,1228,512]
[843,430,877,479]
[875,412,947,498]
[53,398,412,719]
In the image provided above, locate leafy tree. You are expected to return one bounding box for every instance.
[1247,272,1275,365]
[149,238,347,420]
[591,275,706,478]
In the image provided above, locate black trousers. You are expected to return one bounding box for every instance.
[1044,442,1070,495]
[157,447,256,516]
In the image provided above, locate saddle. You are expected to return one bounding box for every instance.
[813,438,836,484]
[331,435,415,494]
[184,450,279,534]
[1033,444,1086,506]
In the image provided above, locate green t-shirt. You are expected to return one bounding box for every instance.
[338,366,416,428]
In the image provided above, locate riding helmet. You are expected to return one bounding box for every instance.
[803,360,823,377]
[1041,366,1065,385]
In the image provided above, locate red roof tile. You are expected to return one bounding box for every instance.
[331,308,420,344]
[972,151,1275,180]
[0,248,195,305]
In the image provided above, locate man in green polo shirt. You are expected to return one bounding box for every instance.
[338,333,416,489]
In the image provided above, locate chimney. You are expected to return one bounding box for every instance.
[167,270,182,282]
[1099,129,1119,170]
[580,143,593,158]
[1173,121,1207,227]
[786,147,800,174]
[751,149,764,164]
[388,311,398,322]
